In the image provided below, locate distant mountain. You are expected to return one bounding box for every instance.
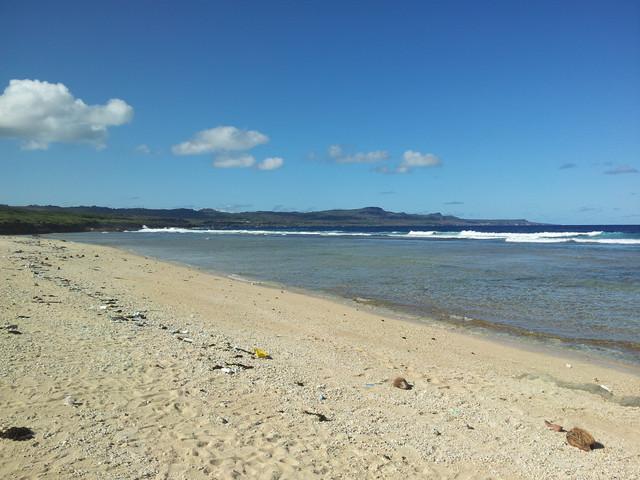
[0,204,540,234]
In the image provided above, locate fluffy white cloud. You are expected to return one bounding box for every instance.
[173,126,269,155]
[257,157,284,170]
[374,150,442,174]
[400,150,441,170]
[213,153,256,168]
[328,144,389,163]
[0,79,133,150]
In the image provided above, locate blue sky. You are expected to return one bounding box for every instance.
[0,0,638,224]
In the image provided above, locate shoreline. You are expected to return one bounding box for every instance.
[54,237,640,374]
[47,232,640,368]
[225,272,640,377]
[2,235,639,478]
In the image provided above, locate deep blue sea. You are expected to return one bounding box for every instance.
[52,224,640,363]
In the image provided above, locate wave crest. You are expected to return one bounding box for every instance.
[133,227,638,245]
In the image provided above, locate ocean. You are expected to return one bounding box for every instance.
[51,224,640,363]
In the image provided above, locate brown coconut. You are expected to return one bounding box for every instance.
[566,427,596,451]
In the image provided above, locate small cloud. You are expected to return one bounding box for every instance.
[604,165,638,175]
[444,201,464,205]
[135,144,151,154]
[173,126,268,155]
[401,150,441,170]
[0,79,133,150]
[328,144,389,163]
[375,150,442,174]
[257,157,284,171]
[213,153,255,168]
[559,162,577,170]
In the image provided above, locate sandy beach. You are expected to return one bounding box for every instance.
[1,235,639,479]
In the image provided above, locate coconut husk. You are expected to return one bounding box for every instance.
[566,427,596,451]
[392,377,411,390]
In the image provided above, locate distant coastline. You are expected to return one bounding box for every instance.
[0,204,541,235]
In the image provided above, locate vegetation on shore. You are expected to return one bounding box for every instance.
[0,204,537,234]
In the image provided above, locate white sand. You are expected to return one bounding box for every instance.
[1,236,639,479]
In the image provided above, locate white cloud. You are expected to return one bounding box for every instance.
[257,157,284,170]
[0,79,133,150]
[401,150,441,169]
[172,126,268,155]
[213,153,256,168]
[328,144,343,158]
[328,144,389,163]
[374,150,442,174]
[135,144,151,154]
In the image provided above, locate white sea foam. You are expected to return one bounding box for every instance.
[134,226,637,244]
[137,226,373,237]
[402,230,610,242]
[402,231,437,237]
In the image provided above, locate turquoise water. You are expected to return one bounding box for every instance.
[53,227,640,363]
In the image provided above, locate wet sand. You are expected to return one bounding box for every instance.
[1,235,639,479]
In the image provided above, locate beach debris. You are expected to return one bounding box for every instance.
[599,384,612,394]
[64,395,82,407]
[231,345,252,354]
[254,348,271,359]
[303,410,330,422]
[544,420,565,432]
[295,381,305,387]
[221,367,233,374]
[566,427,597,452]
[0,427,35,441]
[178,337,194,343]
[392,377,412,390]
[565,363,572,368]
[225,362,253,370]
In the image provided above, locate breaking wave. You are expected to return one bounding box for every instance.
[135,226,639,245]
